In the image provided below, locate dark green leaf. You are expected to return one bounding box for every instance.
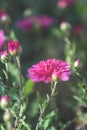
[22,80,34,98]
[39,111,56,130]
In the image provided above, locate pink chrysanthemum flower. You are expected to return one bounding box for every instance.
[0,30,5,48]
[8,40,22,56]
[58,0,76,8]
[28,59,71,83]
[15,15,55,31]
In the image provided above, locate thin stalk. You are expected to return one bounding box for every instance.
[13,56,23,129]
[35,81,58,130]
[3,63,9,88]
[76,69,87,93]
[51,81,58,96]
[15,56,23,105]
[5,63,9,88]
[6,122,13,130]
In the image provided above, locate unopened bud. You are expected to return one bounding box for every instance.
[8,40,22,56]
[0,95,10,109]
[74,59,80,68]
[3,110,11,122]
[0,10,10,23]
[60,22,71,32]
[0,50,8,63]
[52,71,60,82]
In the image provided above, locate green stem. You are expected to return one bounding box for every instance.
[35,81,58,130]
[51,81,58,96]
[13,56,23,129]
[76,69,87,93]
[16,56,22,89]
[6,122,13,130]
[15,56,23,105]
[35,94,50,130]
[3,63,9,88]
[5,63,9,88]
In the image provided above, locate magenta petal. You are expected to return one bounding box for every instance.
[27,59,71,84]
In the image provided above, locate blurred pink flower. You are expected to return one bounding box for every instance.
[8,40,22,56]
[15,15,55,31]
[58,0,76,8]
[0,10,8,21]
[28,59,71,83]
[73,25,83,36]
[0,30,5,48]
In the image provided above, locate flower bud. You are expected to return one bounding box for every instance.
[60,22,71,33]
[74,59,80,68]
[0,10,10,23]
[0,50,8,63]
[8,40,22,56]
[3,110,11,122]
[52,71,61,82]
[0,95,10,109]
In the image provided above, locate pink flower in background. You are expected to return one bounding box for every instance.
[0,10,8,20]
[28,59,71,83]
[58,0,76,8]
[15,17,33,31]
[8,40,22,55]
[73,25,83,36]
[0,30,5,48]
[35,15,55,28]
[15,15,55,31]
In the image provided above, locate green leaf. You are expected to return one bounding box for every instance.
[10,30,17,40]
[22,80,34,98]
[20,119,31,130]
[79,113,87,121]
[60,121,73,130]
[28,100,39,118]
[0,124,6,130]
[47,126,56,130]
[8,62,19,83]
[0,83,5,95]
[73,95,87,107]
[6,87,19,101]
[39,111,56,130]
[19,102,27,117]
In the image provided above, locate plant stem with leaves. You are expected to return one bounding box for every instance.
[35,80,59,130]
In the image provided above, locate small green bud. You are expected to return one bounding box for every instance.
[3,110,11,122]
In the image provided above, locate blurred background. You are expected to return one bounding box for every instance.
[0,0,87,129]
